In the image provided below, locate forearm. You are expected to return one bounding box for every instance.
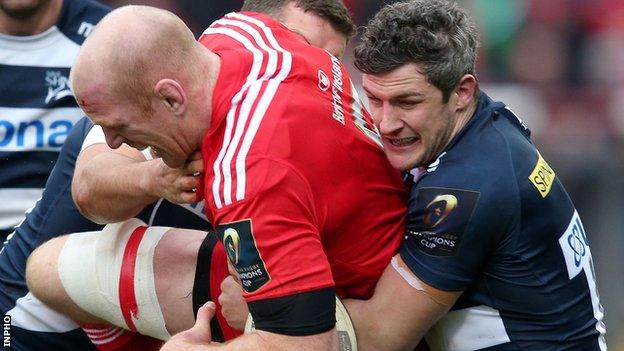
[72,151,158,224]
[344,257,459,351]
[345,299,402,351]
[162,329,337,351]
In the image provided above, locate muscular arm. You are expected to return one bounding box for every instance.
[72,143,202,224]
[345,255,461,351]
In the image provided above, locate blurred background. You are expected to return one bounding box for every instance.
[101,0,624,348]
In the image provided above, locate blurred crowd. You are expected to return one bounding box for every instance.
[100,1,624,349]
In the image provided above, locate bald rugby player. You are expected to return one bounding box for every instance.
[26,2,407,351]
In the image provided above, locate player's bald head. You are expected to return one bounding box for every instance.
[71,5,199,110]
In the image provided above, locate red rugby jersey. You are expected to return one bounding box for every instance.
[198,12,406,302]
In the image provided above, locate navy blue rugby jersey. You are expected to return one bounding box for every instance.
[400,93,607,351]
[0,0,110,233]
[0,117,211,349]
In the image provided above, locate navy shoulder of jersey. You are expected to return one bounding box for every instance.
[401,93,527,291]
[57,0,111,45]
[400,92,606,350]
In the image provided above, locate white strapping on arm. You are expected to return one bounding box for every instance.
[391,255,427,292]
[58,219,172,340]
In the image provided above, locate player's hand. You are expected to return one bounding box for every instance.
[218,276,249,331]
[150,151,204,204]
[161,302,216,351]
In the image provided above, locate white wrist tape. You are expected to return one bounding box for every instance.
[58,218,172,340]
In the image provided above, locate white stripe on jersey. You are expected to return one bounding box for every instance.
[0,27,80,67]
[211,17,279,206]
[425,305,511,351]
[202,26,265,208]
[228,13,293,203]
[0,188,43,229]
[0,106,85,152]
[203,13,292,208]
[558,210,607,350]
[7,292,79,332]
[85,327,126,345]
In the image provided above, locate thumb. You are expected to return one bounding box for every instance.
[180,301,216,344]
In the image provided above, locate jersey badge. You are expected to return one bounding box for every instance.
[45,71,73,104]
[318,70,330,91]
[407,187,479,256]
[216,219,270,292]
[528,152,556,198]
[558,210,590,279]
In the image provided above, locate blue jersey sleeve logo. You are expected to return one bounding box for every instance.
[407,187,480,257]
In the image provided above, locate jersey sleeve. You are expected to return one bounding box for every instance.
[212,157,334,302]
[400,184,510,291]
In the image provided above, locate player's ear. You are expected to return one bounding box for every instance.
[154,78,187,116]
[453,74,477,112]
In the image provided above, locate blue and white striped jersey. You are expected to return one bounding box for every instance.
[0,0,109,233]
[401,93,607,350]
[0,117,211,350]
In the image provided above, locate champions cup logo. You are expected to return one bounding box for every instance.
[423,194,458,228]
[223,228,241,265]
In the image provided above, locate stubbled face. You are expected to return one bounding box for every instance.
[363,63,457,172]
[78,94,189,168]
[280,2,347,58]
[0,0,48,19]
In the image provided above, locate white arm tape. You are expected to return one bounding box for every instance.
[391,255,427,292]
[58,218,172,340]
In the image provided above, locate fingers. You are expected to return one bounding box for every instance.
[227,261,242,285]
[185,151,204,174]
[176,301,216,345]
[219,275,243,299]
[194,301,216,334]
[189,150,203,161]
[179,175,198,192]
[186,158,204,174]
[218,276,248,331]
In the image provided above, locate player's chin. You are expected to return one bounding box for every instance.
[385,150,420,172]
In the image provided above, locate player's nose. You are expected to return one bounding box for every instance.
[377,106,402,135]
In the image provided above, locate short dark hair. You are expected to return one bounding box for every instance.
[354,0,479,102]
[241,0,356,39]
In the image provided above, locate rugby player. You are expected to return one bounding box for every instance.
[346,2,606,349]
[27,4,407,351]
[25,2,397,351]
[185,1,608,350]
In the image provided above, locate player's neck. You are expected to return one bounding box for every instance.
[451,98,479,140]
[203,48,221,129]
[0,0,62,36]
